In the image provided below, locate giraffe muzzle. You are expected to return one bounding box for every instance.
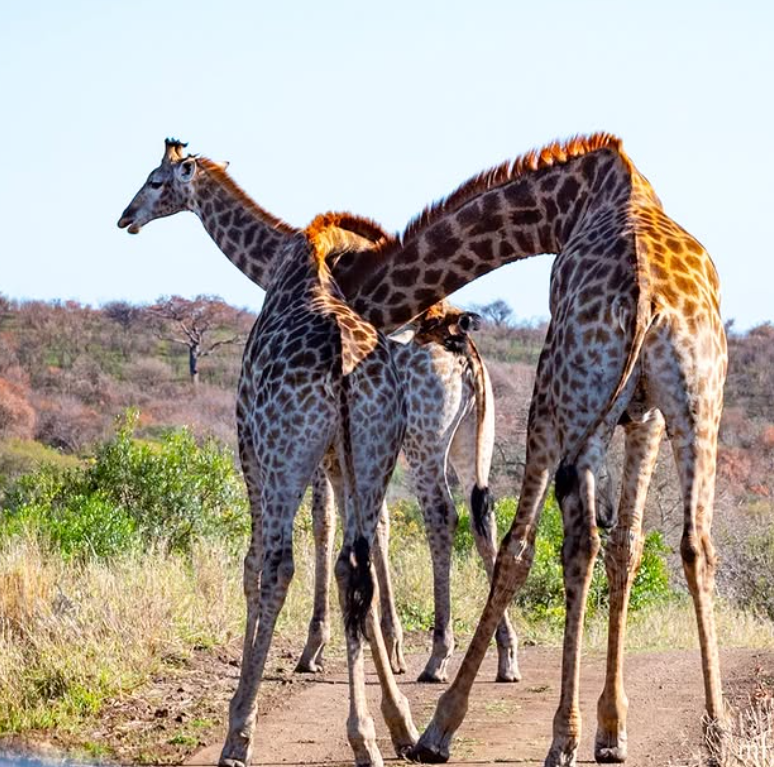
[117,213,142,234]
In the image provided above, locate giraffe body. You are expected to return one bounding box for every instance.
[119,143,419,767]
[350,135,725,766]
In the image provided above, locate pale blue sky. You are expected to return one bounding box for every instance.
[1,1,772,327]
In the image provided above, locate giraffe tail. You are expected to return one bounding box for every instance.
[566,263,654,469]
[337,375,374,640]
[467,337,497,538]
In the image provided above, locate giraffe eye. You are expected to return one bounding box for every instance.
[149,180,163,190]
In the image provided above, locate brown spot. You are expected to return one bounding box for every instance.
[393,267,421,287]
[499,240,516,259]
[457,202,482,229]
[557,176,581,213]
[538,224,553,252]
[673,274,698,297]
[504,179,537,207]
[510,209,542,226]
[580,153,599,185]
[471,213,503,236]
[470,239,494,260]
[578,300,602,324]
[665,237,682,252]
[540,172,560,192]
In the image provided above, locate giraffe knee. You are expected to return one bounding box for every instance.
[681,532,717,592]
[264,545,295,591]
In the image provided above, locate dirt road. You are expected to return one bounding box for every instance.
[187,646,771,767]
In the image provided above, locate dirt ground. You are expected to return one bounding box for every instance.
[182,645,772,767]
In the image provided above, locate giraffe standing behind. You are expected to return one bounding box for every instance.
[325,133,726,766]
[298,304,521,684]
[119,142,419,767]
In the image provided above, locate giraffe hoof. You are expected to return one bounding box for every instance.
[406,742,450,763]
[294,659,324,673]
[594,746,627,763]
[495,667,521,683]
[417,668,448,684]
[594,728,627,762]
[219,759,246,767]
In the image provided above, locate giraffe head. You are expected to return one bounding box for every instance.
[117,139,226,233]
[412,301,482,352]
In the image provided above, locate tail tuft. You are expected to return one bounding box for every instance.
[555,461,578,505]
[470,484,494,538]
[345,536,373,639]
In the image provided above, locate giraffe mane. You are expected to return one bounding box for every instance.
[306,211,393,245]
[393,132,624,248]
[196,156,298,236]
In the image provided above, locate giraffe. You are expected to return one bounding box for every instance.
[118,141,420,767]
[116,140,519,684]
[298,304,521,684]
[326,133,727,766]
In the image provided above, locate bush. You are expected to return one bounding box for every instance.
[432,491,672,624]
[1,410,249,559]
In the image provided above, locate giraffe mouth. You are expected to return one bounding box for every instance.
[117,215,142,234]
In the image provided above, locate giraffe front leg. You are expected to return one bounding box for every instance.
[296,468,335,673]
[545,463,601,767]
[595,413,664,763]
[221,527,294,767]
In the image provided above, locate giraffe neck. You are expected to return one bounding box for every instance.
[336,138,639,331]
[191,159,298,290]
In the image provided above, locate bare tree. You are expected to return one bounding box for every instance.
[475,299,514,328]
[103,300,142,330]
[145,296,248,385]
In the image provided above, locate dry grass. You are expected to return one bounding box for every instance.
[671,700,774,767]
[0,534,244,732]
[1,521,772,742]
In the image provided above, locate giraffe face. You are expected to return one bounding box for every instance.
[117,147,197,234]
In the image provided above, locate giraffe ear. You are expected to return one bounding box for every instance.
[176,158,197,183]
[458,312,482,333]
[212,160,229,172]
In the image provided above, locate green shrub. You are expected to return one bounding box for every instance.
[0,410,248,558]
[446,490,672,624]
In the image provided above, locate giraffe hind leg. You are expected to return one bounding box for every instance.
[296,467,335,674]
[595,410,665,763]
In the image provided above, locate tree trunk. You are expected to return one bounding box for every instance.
[189,345,200,385]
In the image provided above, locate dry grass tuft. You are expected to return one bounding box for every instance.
[671,697,774,767]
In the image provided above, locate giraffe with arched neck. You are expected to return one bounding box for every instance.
[330,133,726,766]
[118,141,519,685]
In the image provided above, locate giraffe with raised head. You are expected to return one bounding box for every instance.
[328,133,726,766]
[119,141,419,767]
[298,302,521,684]
[117,140,519,685]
